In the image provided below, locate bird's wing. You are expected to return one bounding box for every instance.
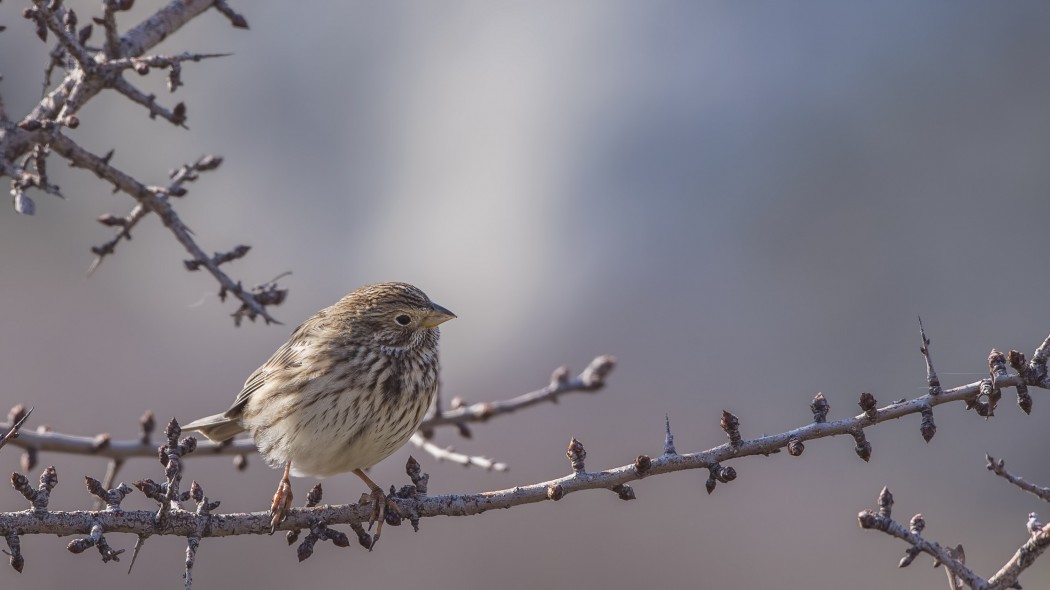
[223,309,331,419]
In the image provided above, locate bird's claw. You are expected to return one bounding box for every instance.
[366,487,400,550]
[269,477,293,533]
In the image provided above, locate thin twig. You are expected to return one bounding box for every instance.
[92,459,124,510]
[424,356,616,429]
[49,132,280,324]
[0,407,33,453]
[409,433,507,471]
[986,455,1050,502]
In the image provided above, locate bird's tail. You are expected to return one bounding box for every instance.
[181,413,245,443]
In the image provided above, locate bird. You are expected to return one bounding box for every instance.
[182,282,455,541]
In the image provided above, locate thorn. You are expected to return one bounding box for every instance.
[663,414,677,455]
[918,316,942,396]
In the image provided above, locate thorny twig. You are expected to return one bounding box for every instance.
[0,357,617,465]
[0,0,284,324]
[0,332,1046,566]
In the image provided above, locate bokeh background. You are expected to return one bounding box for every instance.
[2,1,1050,588]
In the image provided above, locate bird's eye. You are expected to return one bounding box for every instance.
[395,314,412,326]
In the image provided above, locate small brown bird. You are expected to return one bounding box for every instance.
[183,282,455,539]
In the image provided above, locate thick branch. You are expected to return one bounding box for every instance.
[987,523,1050,589]
[2,443,732,538]
[5,0,221,159]
[5,367,1048,538]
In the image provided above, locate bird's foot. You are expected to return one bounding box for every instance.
[365,486,401,550]
[269,469,293,533]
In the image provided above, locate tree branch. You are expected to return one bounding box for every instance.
[0,0,287,324]
[423,355,617,429]
[0,357,616,462]
[0,324,1046,587]
[1,332,1045,536]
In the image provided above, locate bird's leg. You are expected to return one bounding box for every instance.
[269,462,293,533]
[353,468,400,549]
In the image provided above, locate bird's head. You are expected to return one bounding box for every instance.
[345,282,456,350]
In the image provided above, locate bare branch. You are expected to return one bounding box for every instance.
[409,433,508,471]
[424,355,617,429]
[109,77,188,126]
[861,484,1049,590]
[2,332,1047,538]
[858,498,984,589]
[1,322,1047,470]
[0,0,279,324]
[49,133,281,324]
[986,455,1050,502]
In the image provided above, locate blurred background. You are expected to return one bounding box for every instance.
[2,1,1050,588]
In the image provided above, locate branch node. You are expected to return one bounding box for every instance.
[810,392,829,423]
[720,410,742,447]
[3,531,23,573]
[633,454,651,477]
[549,366,570,389]
[858,392,877,421]
[566,437,587,473]
[878,486,893,518]
[1028,513,1044,537]
[139,410,155,445]
[580,355,616,389]
[20,448,38,473]
[84,476,133,511]
[92,433,111,451]
[989,349,1009,389]
[296,521,350,562]
[968,379,1000,418]
[67,523,124,563]
[611,483,635,501]
[909,513,925,535]
[706,462,736,494]
[919,405,935,443]
[405,456,429,498]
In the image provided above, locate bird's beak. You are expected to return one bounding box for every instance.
[420,302,456,328]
